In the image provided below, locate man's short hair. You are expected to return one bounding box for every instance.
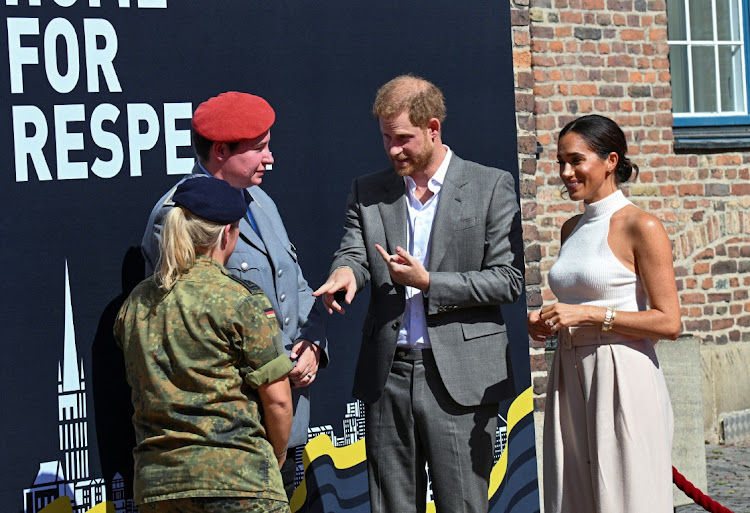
[372,75,446,128]
[192,130,239,162]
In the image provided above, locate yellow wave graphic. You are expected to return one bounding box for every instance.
[86,502,115,513]
[289,436,366,510]
[39,388,533,513]
[290,386,534,512]
[488,386,534,495]
[39,496,115,513]
[38,496,71,513]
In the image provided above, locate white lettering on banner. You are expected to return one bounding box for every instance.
[164,102,193,175]
[7,17,39,94]
[5,1,167,7]
[7,17,121,94]
[90,103,123,179]
[55,104,88,180]
[127,103,159,177]
[6,1,181,184]
[83,18,120,92]
[12,102,193,182]
[44,18,80,93]
[12,105,52,181]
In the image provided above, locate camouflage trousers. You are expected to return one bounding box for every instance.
[139,497,290,513]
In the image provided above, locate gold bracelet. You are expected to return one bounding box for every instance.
[601,307,616,331]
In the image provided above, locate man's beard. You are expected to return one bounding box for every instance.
[392,143,432,177]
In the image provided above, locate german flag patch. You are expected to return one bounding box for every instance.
[264,308,276,320]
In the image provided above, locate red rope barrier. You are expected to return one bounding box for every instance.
[673,466,735,513]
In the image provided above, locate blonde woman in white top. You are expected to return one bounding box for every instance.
[528,114,681,513]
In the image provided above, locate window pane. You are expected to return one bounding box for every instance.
[667,0,688,40]
[716,0,741,41]
[692,46,718,112]
[689,0,714,41]
[719,45,746,112]
[670,45,690,112]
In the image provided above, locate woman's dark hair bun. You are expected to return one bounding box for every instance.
[617,156,638,183]
[560,114,639,184]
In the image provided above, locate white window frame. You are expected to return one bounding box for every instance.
[668,0,750,127]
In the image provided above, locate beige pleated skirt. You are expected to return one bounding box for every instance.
[543,326,674,513]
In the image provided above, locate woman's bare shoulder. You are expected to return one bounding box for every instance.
[614,203,669,247]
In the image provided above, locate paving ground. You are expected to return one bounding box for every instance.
[675,441,750,513]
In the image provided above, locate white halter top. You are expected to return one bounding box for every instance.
[548,190,647,313]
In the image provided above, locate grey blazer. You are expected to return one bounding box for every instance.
[330,154,524,407]
[142,165,328,447]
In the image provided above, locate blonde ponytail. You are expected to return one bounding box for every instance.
[155,206,225,290]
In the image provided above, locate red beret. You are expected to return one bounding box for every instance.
[192,91,275,142]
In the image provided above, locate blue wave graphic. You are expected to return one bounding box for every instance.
[295,456,370,513]
[489,413,540,513]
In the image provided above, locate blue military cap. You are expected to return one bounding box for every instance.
[172,177,247,224]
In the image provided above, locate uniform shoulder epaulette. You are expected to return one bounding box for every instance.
[162,185,178,206]
[226,273,263,295]
[164,176,212,207]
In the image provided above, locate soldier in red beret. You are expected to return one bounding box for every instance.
[141,91,328,501]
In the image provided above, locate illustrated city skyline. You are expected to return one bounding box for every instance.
[298,399,509,500]
[21,261,508,512]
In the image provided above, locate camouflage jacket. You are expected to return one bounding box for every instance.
[114,256,294,504]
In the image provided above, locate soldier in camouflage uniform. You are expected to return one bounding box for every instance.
[141,92,328,498]
[115,178,294,513]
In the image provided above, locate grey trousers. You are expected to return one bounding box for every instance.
[365,349,498,513]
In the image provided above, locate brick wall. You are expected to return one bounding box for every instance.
[511,0,750,412]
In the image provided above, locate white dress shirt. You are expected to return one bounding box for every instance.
[396,147,452,349]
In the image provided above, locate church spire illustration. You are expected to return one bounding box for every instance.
[59,259,90,485]
[23,261,109,513]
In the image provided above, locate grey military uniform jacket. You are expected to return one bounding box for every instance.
[142,165,328,447]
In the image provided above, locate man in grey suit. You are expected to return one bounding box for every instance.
[142,91,327,498]
[314,75,524,512]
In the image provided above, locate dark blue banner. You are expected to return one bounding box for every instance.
[1,2,538,511]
